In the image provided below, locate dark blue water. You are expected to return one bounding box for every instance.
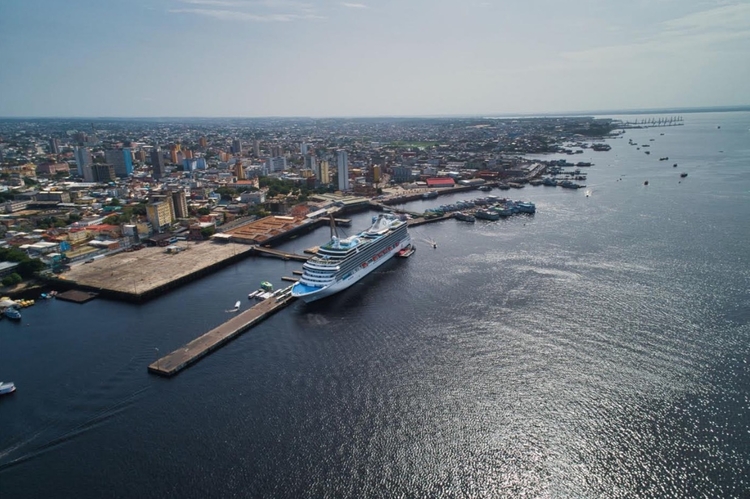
[1,112,749,498]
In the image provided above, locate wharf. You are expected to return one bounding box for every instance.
[149,291,296,377]
[252,246,310,262]
[407,214,454,227]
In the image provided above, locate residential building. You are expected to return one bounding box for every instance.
[170,190,189,219]
[48,138,60,154]
[266,156,287,173]
[337,149,349,191]
[146,201,174,233]
[74,146,92,177]
[105,148,134,177]
[319,160,329,185]
[92,164,116,183]
[232,139,242,155]
[150,148,166,179]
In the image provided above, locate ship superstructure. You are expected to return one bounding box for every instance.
[291,214,411,302]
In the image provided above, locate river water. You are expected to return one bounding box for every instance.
[1,112,749,498]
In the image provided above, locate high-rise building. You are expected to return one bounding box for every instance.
[270,145,283,158]
[337,150,349,191]
[300,142,308,155]
[266,156,287,173]
[234,160,246,180]
[135,150,147,162]
[304,154,317,176]
[253,140,260,157]
[232,139,242,155]
[372,165,381,183]
[74,147,92,177]
[105,148,134,177]
[146,201,174,233]
[170,190,189,219]
[150,148,166,179]
[199,136,207,148]
[319,160,329,185]
[48,138,60,155]
[91,164,115,183]
[170,147,179,164]
[184,149,193,160]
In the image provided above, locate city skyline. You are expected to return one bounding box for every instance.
[1,0,749,118]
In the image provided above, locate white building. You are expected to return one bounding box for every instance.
[266,156,287,173]
[74,147,92,177]
[337,150,349,191]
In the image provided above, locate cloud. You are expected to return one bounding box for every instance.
[169,8,322,21]
[559,3,750,66]
[341,2,368,8]
[170,0,323,22]
[178,0,313,7]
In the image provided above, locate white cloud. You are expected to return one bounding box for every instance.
[559,3,750,66]
[169,8,323,21]
[341,2,368,8]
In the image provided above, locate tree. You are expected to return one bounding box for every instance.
[200,226,215,239]
[2,273,22,287]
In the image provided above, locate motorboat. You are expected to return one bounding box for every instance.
[0,381,16,395]
[3,307,21,320]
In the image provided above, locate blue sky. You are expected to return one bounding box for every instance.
[1,0,749,117]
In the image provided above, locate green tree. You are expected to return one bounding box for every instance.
[200,226,215,239]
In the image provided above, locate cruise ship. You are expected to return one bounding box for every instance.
[291,214,411,303]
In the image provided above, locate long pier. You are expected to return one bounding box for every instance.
[148,292,296,377]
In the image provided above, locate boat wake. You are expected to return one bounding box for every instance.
[0,386,149,472]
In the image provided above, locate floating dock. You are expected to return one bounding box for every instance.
[148,291,296,377]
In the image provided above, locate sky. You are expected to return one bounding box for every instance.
[0,0,749,117]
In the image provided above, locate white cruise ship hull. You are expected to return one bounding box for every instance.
[293,236,411,303]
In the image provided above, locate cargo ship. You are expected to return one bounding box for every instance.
[291,214,411,303]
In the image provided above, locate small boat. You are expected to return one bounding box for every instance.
[680,173,688,178]
[478,185,492,192]
[3,307,21,320]
[0,381,16,396]
[260,281,273,292]
[644,180,649,185]
[248,290,261,299]
[397,245,416,258]
[226,300,241,312]
[475,209,500,221]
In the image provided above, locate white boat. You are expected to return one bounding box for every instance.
[226,300,241,312]
[0,381,16,395]
[291,214,411,303]
[248,290,261,299]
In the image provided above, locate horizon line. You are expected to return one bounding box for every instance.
[1,104,749,120]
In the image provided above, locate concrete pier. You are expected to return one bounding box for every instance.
[148,292,296,377]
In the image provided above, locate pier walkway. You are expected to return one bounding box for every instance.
[149,292,296,377]
[252,246,310,262]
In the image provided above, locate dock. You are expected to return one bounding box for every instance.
[252,246,310,262]
[149,291,296,377]
[407,213,454,227]
[281,276,298,282]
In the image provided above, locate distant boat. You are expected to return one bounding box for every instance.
[0,381,16,395]
[680,173,688,178]
[3,307,21,320]
[644,180,649,185]
[227,300,241,312]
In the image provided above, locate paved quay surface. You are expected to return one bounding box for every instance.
[62,241,254,295]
